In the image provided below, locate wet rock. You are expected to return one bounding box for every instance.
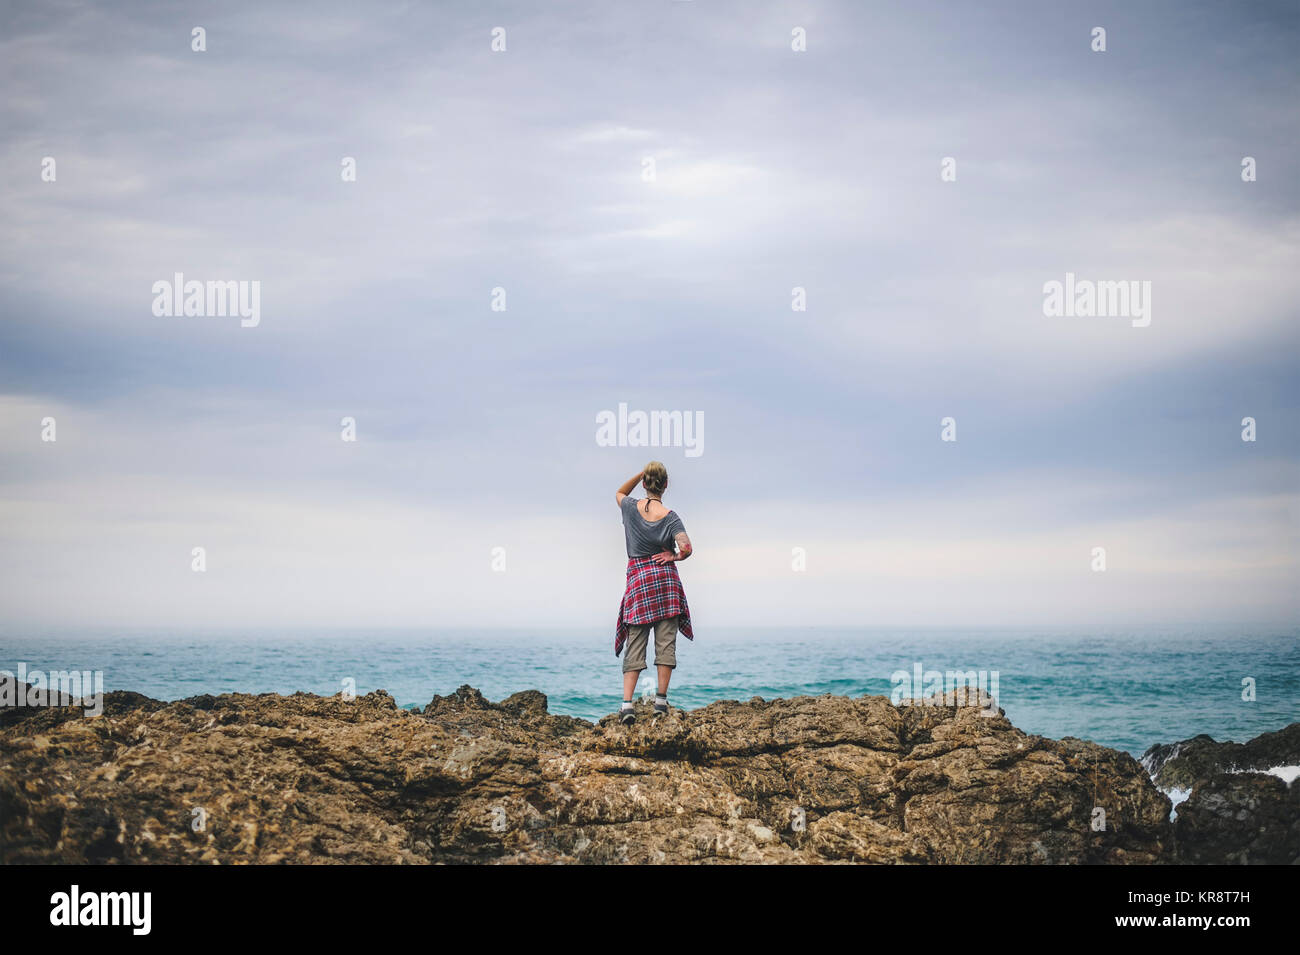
[1143,724,1299,864]
[1172,772,1298,864]
[1142,723,1300,789]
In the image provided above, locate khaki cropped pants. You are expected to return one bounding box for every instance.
[621,617,679,672]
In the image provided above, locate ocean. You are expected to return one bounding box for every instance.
[3,626,1295,758]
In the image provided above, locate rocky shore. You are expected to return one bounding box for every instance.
[0,684,1294,864]
[1141,723,1300,864]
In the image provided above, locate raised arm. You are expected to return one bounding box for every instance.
[615,469,644,507]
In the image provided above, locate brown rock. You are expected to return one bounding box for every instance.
[0,685,1171,864]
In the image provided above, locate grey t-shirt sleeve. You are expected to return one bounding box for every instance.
[664,512,685,543]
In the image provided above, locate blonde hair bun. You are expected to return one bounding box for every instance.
[642,461,668,495]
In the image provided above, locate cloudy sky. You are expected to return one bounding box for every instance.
[1,0,1297,631]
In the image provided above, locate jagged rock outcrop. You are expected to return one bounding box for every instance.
[1171,773,1298,864]
[1,685,1175,864]
[1142,724,1300,789]
[1142,724,1299,864]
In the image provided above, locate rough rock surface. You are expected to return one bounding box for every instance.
[1171,772,1299,864]
[1,685,1177,864]
[1142,723,1300,790]
[1142,724,1299,864]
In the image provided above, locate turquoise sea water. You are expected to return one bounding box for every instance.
[2,627,1295,757]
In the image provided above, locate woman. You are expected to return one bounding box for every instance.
[614,462,694,724]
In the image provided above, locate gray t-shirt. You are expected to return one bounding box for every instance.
[620,497,686,558]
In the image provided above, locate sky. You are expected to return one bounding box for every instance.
[1,0,1297,631]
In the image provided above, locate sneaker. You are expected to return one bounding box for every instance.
[653,699,669,716]
[619,706,636,725]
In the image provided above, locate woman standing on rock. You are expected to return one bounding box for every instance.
[614,462,694,724]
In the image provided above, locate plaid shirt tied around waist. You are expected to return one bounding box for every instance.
[614,556,695,656]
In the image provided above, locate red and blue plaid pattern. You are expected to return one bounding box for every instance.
[614,556,694,656]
